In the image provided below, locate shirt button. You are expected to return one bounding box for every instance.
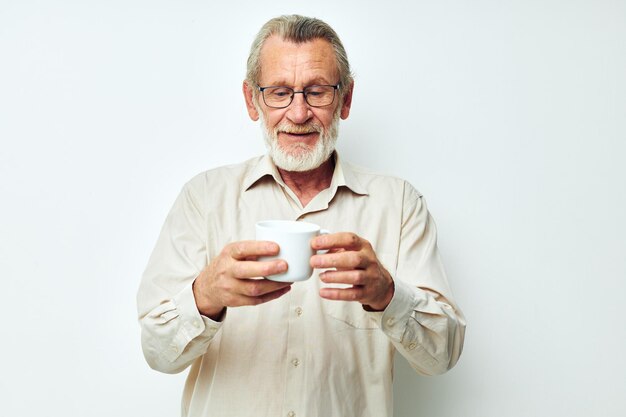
[291,358,300,367]
[192,321,201,328]
[287,412,295,417]
[408,342,417,350]
[295,307,303,316]
[386,317,395,326]
[170,345,179,354]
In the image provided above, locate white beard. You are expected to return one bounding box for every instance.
[258,106,340,172]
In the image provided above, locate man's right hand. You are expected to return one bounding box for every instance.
[192,241,292,320]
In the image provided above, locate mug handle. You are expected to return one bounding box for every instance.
[316,229,330,254]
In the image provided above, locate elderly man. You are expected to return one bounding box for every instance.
[138,14,465,417]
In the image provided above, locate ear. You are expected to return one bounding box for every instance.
[340,81,354,120]
[243,81,260,121]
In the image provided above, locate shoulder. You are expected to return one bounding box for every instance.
[184,156,263,190]
[177,156,264,208]
[342,159,423,201]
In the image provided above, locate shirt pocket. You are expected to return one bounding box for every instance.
[324,253,396,330]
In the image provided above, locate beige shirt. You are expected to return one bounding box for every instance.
[137,153,465,417]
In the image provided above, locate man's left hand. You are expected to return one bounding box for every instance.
[310,232,394,311]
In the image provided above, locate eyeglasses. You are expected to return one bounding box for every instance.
[258,84,340,109]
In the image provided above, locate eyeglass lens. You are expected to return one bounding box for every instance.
[262,86,336,108]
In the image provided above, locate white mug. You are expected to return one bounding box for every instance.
[255,220,329,282]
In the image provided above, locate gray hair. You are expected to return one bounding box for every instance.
[246,15,353,94]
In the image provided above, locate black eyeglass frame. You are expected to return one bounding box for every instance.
[257,84,340,109]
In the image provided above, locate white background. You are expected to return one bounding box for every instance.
[1,1,625,416]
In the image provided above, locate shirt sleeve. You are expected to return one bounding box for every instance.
[136,179,222,374]
[378,183,466,376]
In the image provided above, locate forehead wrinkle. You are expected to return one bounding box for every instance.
[258,37,339,87]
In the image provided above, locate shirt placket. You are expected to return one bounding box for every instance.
[281,280,307,417]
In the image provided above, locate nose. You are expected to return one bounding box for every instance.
[286,92,312,124]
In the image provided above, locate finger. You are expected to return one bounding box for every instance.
[233,277,292,298]
[227,240,280,260]
[311,232,364,252]
[232,259,288,279]
[229,284,292,307]
[310,251,368,269]
[319,269,367,286]
[319,286,364,303]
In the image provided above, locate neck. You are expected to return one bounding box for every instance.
[277,156,335,207]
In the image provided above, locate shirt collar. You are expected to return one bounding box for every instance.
[243,152,369,196]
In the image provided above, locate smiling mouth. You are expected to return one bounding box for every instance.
[280,131,318,138]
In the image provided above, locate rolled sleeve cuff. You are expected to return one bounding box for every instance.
[380,279,423,343]
[164,282,223,362]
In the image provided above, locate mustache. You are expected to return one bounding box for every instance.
[275,122,323,135]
